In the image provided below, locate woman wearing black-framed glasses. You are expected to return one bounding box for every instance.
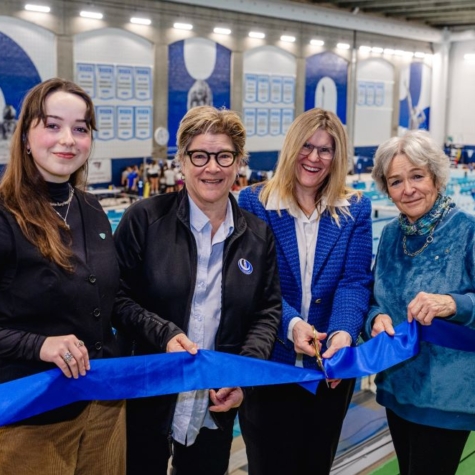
[113,105,281,475]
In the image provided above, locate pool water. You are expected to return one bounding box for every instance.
[107,205,392,259]
[107,209,126,234]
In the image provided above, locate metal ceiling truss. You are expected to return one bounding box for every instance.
[304,0,475,29]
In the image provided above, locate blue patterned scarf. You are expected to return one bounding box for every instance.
[398,194,455,236]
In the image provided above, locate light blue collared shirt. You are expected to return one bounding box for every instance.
[172,196,234,446]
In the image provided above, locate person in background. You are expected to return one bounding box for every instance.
[238,107,373,475]
[238,163,250,188]
[366,130,475,475]
[126,165,139,193]
[147,159,160,195]
[164,164,177,193]
[0,78,125,474]
[113,105,281,475]
[158,166,167,194]
[121,165,131,189]
[175,166,185,192]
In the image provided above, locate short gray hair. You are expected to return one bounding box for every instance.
[372,130,450,195]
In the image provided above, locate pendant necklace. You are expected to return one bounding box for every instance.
[402,228,434,257]
[50,184,74,229]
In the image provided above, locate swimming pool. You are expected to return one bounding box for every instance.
[106,204,393,259]
[106,208,126,234]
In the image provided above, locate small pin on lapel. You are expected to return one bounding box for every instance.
[99,233,106,240]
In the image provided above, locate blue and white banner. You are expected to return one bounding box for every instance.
[282,76,295,104]
[375,83,385,106]
[117,106,134,140]
[257,108,269,136]
[282,108,294,134]
[135,107,152,140]
[134,67,152,101]
[168,38,231,153]
[270,76,282,104]
[244,108,257,137]
[76,63,96,97]
[244,74,258,103]
[96,64,114,100]
[257,75,270,103]
[305,51,348,124]
[0,27,45,164]
[270,109,281,136]
[399,61,431,132]
[95,106,115,141]
[74,29,153,166]
[116,66,134,101]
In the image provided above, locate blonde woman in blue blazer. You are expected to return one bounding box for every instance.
[238,108,372,475]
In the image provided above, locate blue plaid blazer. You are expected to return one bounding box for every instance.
[239,185,373,369]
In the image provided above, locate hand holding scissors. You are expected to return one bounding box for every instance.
[312,325,329,387]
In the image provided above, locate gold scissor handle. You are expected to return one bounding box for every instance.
[312,325,329,386]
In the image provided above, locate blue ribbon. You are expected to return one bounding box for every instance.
[1,319,474,426]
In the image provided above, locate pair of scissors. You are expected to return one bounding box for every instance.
[312,325,329,387]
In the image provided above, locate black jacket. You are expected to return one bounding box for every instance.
[113,189,281,431]
[0,190,120,424]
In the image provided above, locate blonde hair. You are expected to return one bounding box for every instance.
[175,106,248,166]
[0,78,96,271]
[260,108,359,224]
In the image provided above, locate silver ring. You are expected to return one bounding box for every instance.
[77,340,85,348]
[63,352,74,364]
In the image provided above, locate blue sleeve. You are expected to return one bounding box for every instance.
[327,197,373,344]
[239,187,302,346]
[238,186,261,217]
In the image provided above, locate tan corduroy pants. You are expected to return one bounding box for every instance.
[0,400,125,475]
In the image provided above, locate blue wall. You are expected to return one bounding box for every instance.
[248,150,279,172]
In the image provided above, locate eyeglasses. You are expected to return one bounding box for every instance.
[186,150,237,168]
[300,142,334,161]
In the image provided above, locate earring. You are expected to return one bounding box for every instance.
[26,148,31,155]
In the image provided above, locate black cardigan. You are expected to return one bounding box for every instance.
[0,190,120,424]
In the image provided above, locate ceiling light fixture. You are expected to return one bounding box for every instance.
[337,43,350,50]
[174,22,193,30]
[249,31,265,39]
[130,17,151,25]
[25,4,50,13]
[281,35,296,43]
[310,39,324,46]
[80,11,103,20]
[214,27,231,35]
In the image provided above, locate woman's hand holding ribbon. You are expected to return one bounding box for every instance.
[40,335,89,379]
[371,314,395,338]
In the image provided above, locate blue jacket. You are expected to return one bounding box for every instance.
[365,207,475,430]
[239,185,373,369]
